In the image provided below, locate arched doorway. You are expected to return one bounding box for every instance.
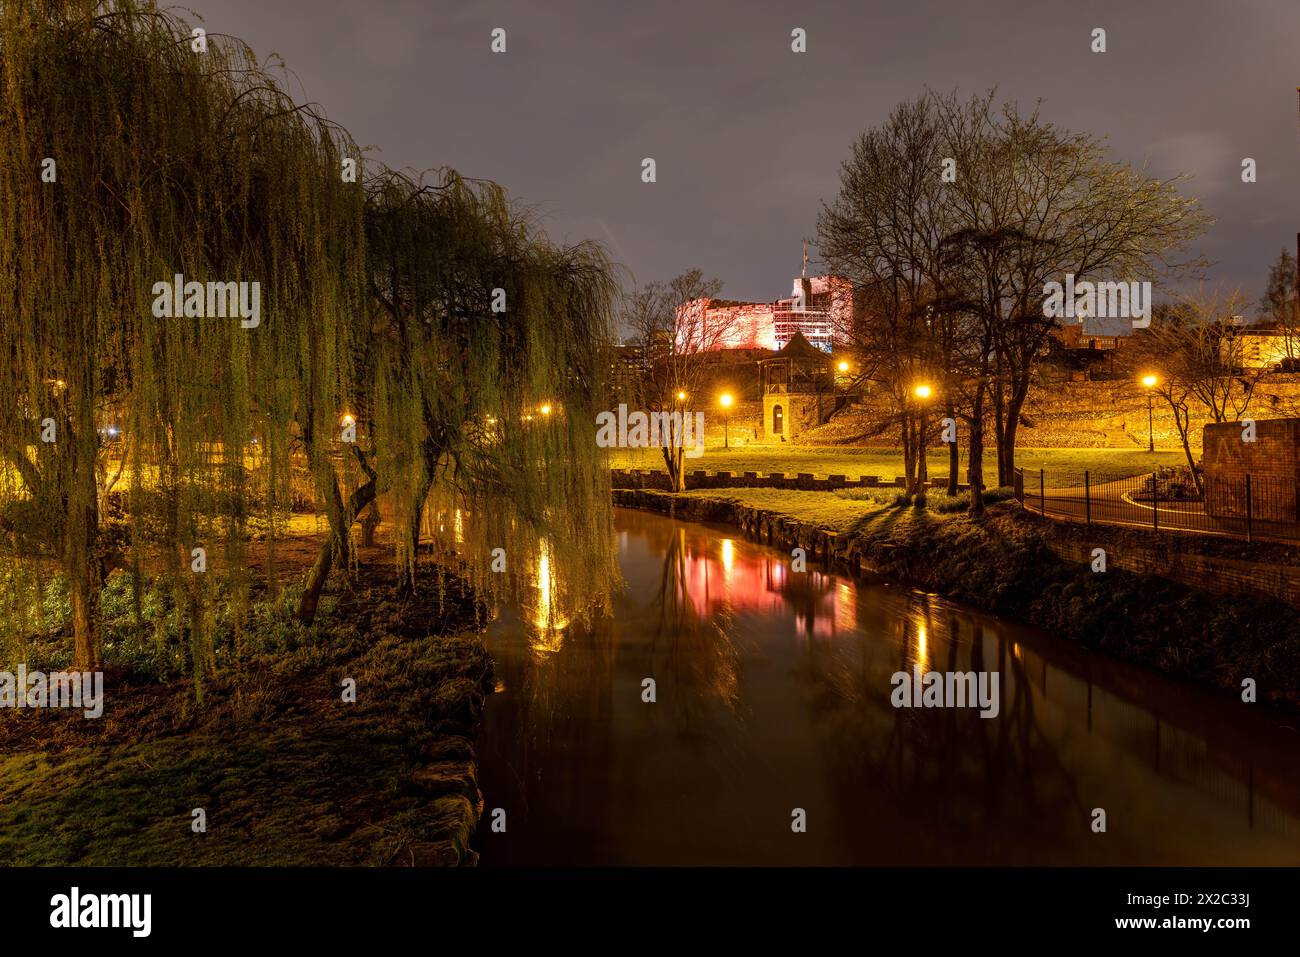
[772,404,784,436]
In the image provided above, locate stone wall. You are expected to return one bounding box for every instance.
[1042,527,1300,610]
[1202,418,1300,523]
[760,392,832,441]
[611,467,967,493]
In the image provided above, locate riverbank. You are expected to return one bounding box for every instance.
[0,557,492,866]
[609,445,1188,483]
[613,488,1300,712]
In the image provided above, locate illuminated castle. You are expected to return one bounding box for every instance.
[677,252,852,353]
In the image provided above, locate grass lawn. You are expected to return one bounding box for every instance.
[678,488,887,533]
[611,445,1189,483]
[673,485,1006,534]
[0,562,488,865]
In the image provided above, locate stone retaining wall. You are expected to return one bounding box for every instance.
[1042,527,1300,610]
[611,467,968,493]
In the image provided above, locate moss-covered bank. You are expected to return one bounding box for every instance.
[0,562,492,866]
[614,488,1300,712]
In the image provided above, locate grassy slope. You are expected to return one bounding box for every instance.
[611,445,1188,482]
[0,567,490,866]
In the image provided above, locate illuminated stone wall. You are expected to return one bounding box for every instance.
[1202,418,1300,522]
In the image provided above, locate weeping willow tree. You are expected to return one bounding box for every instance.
[300,167,619,628]
[0,0,365,671]
[0,1,618,673]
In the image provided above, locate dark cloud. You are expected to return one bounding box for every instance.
[199,0,1300,308]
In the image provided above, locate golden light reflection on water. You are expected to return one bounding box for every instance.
[720,539,734,578]
[479,510,1300,866]
[530,540,570,654]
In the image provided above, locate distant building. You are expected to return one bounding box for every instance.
[1219,321,1298,370]
[677,274,853,354]
[757,333,837,440]
[608,343,644,400]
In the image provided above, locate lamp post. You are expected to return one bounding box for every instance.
[1141,374,1158,452]
[719,392,734,449]
[913,383,933,494]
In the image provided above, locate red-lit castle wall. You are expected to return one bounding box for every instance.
[677,298,779,351]
[677,276,853,353]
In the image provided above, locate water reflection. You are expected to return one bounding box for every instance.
[475,509,1300,865]
[529,540,569,647]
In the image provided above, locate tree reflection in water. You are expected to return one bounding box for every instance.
[646,528,741,728]
[475,509,1300,865]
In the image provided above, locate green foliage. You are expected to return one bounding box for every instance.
[0,1,619,668]
[0,574,489,864]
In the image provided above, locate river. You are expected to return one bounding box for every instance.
[474,507,1300,865]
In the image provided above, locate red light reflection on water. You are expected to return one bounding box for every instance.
[672,535,849,644]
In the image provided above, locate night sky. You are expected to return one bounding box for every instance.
[201,0,1299,309]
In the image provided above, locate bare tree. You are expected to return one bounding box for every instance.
[623,270,730,492]
[933,91,1211,491]
[819,95,967,502]
[1135,288,1260,493]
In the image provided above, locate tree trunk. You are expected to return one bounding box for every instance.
[914,410,929,504]
[297,474,377,625]
[900,414,916,493]
[945,401,959,495]
[992,379,1006,486]
[66,471,103,669]
[360,501,380,548]
[1000,379,1030,486]
[397,466,436,595]
[663,442,685,493]
[968,383,987,516]
[1172,403,1203,496]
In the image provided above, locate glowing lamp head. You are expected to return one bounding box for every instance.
[1142,374,1159,389]
[913,384,932,400]
[539,403,552,416]
[340,413,356,428]
[676,390,687,401]
[837,361,849,373]
[719,393,734,409]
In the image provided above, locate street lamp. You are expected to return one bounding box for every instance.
[837,360,850,374]
[539,403,552,417]
[1141,374,1158,452]
[912,383,934,494]
[718,392,734,449]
